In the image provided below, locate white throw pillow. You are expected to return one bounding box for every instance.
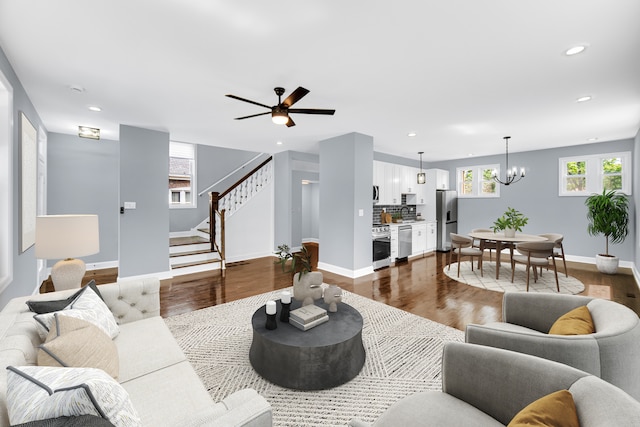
[6,366,141,427]
[34,286,119,340]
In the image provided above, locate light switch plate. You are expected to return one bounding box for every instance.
[124,202,136,209]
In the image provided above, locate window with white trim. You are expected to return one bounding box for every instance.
[559,151,631,196]
[457,164,499,198]
[169,141,197,208]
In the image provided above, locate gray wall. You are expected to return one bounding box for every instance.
[302,183,319,240]
[119,125,170,277]
[169,145,262,232]
[319,132,373,272]
[428,138,636,262]
[0,46,46,307]
[635,129,640,269]
[46,132,119,265]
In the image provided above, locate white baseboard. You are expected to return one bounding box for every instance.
[117,269,173,281]
[317,262,374,279]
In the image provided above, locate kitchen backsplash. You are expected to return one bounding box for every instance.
[373,195,416,224]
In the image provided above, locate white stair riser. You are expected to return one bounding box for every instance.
[170,252,220,266]
[170,243,211,255]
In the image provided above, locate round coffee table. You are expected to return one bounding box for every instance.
[249,299,365,390]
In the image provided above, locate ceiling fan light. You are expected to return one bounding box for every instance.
[272,110,288,125]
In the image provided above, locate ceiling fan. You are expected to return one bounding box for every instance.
[225,86,335,127]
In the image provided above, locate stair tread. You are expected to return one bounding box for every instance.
[170,236,209,246]
[172,259,223,269]
[170,249,214,258]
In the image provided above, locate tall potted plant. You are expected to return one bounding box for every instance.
[585,189,629,274]
[491,207,528,237]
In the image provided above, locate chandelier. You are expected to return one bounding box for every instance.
[492,136,525,186]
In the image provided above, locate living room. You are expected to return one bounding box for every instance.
[1,2,640,426]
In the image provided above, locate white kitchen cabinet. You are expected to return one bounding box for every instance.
[412,223,427,256]
[426,221,437,252]
[434,169,449,190]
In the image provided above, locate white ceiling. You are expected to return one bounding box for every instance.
[0,0,639,162]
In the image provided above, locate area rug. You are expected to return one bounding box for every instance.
[444,261,585,294]
[164,289,464,426]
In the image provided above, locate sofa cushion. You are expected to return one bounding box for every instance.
[13,415,115,426]
[26,281,103,314]
[507,389,579,427]
[5,366,141,427]
[114,317,186,383]
[548,306,595,335]
[37,315,119,379]
[34,286,119,340]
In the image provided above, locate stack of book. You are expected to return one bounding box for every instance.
[289,304,329,331]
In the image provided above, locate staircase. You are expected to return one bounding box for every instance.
[169,156,273,276]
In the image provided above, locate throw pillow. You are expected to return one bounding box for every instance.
[5,366,141,427]
[34,286,119,340]
[508,390,579,427]
[27,280,104,314]
[13,415,115,426]
[548,305,595,335]
[38,314,119,379]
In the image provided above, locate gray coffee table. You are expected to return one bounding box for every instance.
[249,299,365,390]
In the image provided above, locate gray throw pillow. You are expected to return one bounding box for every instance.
[13,415,115,426]
[27,280,103,314]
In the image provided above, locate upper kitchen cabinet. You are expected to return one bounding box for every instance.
[432,168,449,190]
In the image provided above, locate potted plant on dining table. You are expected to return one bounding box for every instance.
[491,207,529,238]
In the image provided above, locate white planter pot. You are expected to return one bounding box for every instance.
[596,254,619,275]
[504,228,516,238]
[293,271,323,305]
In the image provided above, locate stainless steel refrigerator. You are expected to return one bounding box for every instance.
[436,190,458,251]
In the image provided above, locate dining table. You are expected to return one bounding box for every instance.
[467,231,547,279]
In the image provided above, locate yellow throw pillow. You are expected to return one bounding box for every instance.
[508,390,579,427]
[548,305,595,335]
[37,314,119,379]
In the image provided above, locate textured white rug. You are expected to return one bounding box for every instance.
[444,260,585,294]
[164,289,464,427]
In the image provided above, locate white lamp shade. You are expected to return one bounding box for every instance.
[35,215,100,259]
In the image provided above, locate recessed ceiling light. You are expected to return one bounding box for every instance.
[576,96,592,103]
[565,45,587,56]
[407,132,417,137]
[276,141,283,145]
[88,106,102,112]
[587,137,599,142]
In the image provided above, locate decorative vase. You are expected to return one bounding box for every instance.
[596,254,619,275]
[504,228,516,238]
[293,271,323,306]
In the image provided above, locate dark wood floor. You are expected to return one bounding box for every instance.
[47,249,639,331]
[159,251,639,330]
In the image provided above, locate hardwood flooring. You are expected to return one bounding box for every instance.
[44,249,639,331]
[160,253,640,330]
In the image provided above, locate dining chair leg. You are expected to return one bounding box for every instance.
[560,244,568,277]
[552,258,560,292]
[457,254,461,278]
[447,249,451,271]
[526,264,531,291]
[511,260,516,283]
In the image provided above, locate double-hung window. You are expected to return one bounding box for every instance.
[169,141,197,208]
[457,164,499,198]
[558,151,631,196]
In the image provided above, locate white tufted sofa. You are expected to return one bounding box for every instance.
[0,277,272,427]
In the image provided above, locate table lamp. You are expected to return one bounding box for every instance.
[35,215,100,291]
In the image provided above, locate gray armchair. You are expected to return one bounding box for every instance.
[466,292,640,401]
[349,342,640,427]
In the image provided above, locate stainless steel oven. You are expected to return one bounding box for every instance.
[372,224,391,269]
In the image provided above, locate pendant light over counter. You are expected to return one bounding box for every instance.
[417,151,426,184]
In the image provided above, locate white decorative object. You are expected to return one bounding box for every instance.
[504,228,516,238]
[323,284,343,312]
[292,271,323,306]
[281,290,291,304]
[596,254,619,275]
[265,300,276,315]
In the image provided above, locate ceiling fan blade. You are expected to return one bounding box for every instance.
[225,94,271,109]
[289,108,336,115]
[282,87,310,108]
[286,116,296,127]
[234,111,271,120]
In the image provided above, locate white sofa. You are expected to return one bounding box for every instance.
[0,277,272,427]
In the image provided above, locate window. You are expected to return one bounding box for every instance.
[169,141,196,208]
[559,151,631,196]
[457,164,499,198]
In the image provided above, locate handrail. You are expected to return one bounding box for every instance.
[198,153,267,197]
[219,156,273,199]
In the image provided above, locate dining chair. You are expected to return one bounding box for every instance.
[539,233,568,277]
[511,241,559,291]
[448,233,484,278]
